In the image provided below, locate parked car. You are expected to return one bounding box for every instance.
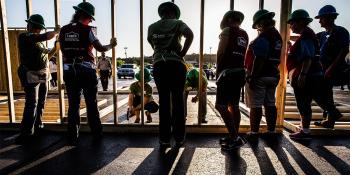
[117,64,138,79]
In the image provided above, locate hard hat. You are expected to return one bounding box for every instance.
[135,68,152,83]
[252,9,275,29]
[158,2,180,19]
[25,14,45,29]
[287,9,313,24]
[223,10,244,24]
[73,2,95,20]
[315,5,338,19]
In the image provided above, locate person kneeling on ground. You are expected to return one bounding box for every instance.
[184,68,208,123]
[128,68,159,123]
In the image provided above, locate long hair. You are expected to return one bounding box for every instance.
[70,11,91,23]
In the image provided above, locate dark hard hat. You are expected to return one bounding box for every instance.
[288,9,313,24]
[223,10,244,24]
[252,9,275,29]
[25,14,45,29]
[315,5,338,19]
[136,68,152,83]
[158,2,180,19]
[73,2,95,20]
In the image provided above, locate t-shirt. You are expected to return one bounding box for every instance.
[185,71,208,91]
[147,19,189,63]
[319,26,349,69]
[97,58,111,70]
[129,81,153,98]
[18,32,49,71]
[49,60,57,73]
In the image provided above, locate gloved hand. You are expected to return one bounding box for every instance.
[110,38,117,47]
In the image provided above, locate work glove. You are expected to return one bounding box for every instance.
[110,38,117,47]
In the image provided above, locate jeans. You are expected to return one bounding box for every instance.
[99,70,110,90]
[64,64,102,137]
[20,82,48,136]
[153,60,187,143]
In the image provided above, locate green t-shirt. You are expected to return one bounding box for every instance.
[129,81,153,98]
[18,32,49,71]
[185,71,208,91]
[147,19,189,63]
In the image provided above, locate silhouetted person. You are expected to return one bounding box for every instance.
[59,2,117,142]
[148,2,193,149]
[16,14,60,143]
[97,52,111,91]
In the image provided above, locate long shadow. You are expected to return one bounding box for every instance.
[223,149,247,175]
[132,147,185,175]
[5,134,127,175]
[311,145,350,174]
[261,135,299,175]
[249,139,277,175]
[0,132,64,174]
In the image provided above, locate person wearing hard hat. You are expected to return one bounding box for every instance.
[127,68,158,123]
[184,68,208,123]
[97,52,112,91]
[16,14,60,143]
[314,5,348,128]
[148,2,193,149]
[245,9,282,140]
[59,2,117,142]
[216,10,248,150]
[287,9,342,140]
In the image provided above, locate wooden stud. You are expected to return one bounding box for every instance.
[0,0,15,123]
[230,0,234,10]
[259,0,264,9]
[276,0,292,128]
[54,0,65,123]
[25,0,32,18]
[139,0,145,125]
[198,0,205,125]
[111,0,118,125]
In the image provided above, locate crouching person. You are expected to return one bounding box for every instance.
[16,14,60,144]
[184,68,208,123]
[287,9,342,140]
[128,68,158,123]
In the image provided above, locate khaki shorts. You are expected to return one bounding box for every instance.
[245,77,279,108]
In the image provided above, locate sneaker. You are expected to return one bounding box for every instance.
[289,130,311,140]
[219,136,230,145]
[221,137,246,151]
[314,120,335,129]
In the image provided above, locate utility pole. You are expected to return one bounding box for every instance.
[124,47,128,59]
[209,46,212,65]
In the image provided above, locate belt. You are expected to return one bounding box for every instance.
[64,61,96,70]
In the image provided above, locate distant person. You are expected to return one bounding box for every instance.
[184,68,208,123]
[97,52,112,91]
[49,56,58,88]
[127,68,158,123]
[245,9,282,139]
[59,2,117,142]
[16,14,60,143]
[314,5,348,127]
[216,11,248,150]
[148,2,193,148]
[287,9,341,140]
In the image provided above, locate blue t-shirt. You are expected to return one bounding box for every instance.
[294,39,322,76]
[319,26,349,68]
[250,37,269,58]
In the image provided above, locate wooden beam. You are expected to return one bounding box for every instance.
[0,0,15,123]
[276,0,292,128]
[25,0,32,18]
[198,0,205,125]
[111,0,118,125]
[139,0,145,125]
[259,0,264,9]
[54,0,65,123]
[230,0,234,10]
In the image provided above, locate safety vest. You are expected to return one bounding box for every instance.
[217,27,248,76]
[287,27,322,77]
[59,22,95,63]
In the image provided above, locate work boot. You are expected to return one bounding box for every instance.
[289,130,311,140]
[221,136,246,151]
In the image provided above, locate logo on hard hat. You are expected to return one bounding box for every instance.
[65,32,80,42]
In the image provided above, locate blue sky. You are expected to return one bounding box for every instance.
[5,0,350,57]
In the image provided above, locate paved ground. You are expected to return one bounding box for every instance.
[0,131,350,175]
